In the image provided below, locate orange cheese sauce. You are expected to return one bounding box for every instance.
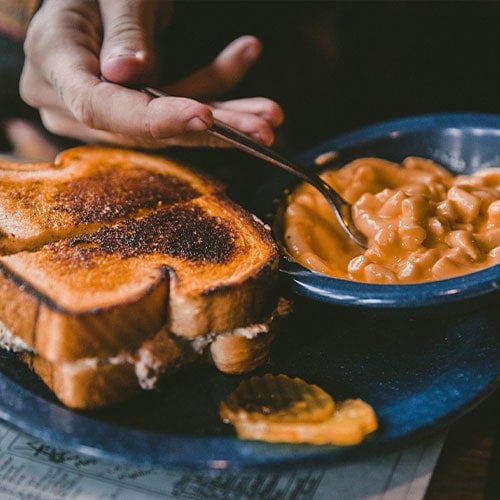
[283,157,500,283]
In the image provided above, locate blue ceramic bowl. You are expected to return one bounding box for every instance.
[266,113,500,308]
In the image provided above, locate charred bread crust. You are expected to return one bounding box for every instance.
[0,146,280,366]
[0,146,224,254]
[0,200,278,360]
[166,197,279,337]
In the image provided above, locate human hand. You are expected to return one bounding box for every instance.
[20,0,284,149]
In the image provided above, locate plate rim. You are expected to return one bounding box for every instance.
[0,336,498,470]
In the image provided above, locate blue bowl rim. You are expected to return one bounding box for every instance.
[298,112,500,163]
[278,112,500,307]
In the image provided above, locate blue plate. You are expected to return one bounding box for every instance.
[0,297,498,470]
[0,113,498,470]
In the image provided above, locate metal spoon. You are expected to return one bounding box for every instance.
[142,86,368,248]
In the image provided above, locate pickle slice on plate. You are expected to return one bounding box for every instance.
[220,374,378,445]
[220,373,335,424]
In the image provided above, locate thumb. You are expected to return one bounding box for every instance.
[99,1,169,84]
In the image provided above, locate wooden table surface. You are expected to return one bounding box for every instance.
[425,388,499,499]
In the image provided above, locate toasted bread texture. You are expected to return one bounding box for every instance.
[0,146,283,407]
[0,195,278,361]
[0,146,224,254]
[15,298,286,409]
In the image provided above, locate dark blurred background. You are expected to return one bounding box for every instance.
[0,1,499,200]
[161,0,500,152]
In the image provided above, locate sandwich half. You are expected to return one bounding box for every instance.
[0,146,287,408]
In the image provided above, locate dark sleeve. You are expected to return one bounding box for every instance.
[0,35,37,120]
[0,0,42,150]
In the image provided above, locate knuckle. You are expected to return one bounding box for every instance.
[143,118,160,140]
[22,32,36,60]
[145,112,174,141]
[142,102,166,140]
[23,8,46,55]
[71,93,97,130]
[23,22,48,61]
[70,79,111,131]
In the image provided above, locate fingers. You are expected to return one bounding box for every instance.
[20,0,215,146]
[213,98,285,128]
[37,104,216,149]
[36,96,283,149]
[36,93,284,150]
[99,0,171,83]
[19,0,283,150]
[210,98,284,146]
[20,0,102,110]
[41,78,214,140]
[22,58,216,144]
[167,35,263,100]
[212,110,275,146]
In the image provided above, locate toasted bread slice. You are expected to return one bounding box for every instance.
[0,145,224,254]
[0,195,278,362]
[17,327,186,409]
[0,146,279,362]
[0,145,284,408]
[19,351,140,409]
[15,298,287,409]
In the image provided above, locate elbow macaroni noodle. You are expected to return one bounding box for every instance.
[283,157,500,283]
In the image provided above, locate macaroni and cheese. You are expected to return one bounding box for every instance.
[283,157,500,283]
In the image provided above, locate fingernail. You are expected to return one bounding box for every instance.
[187,117,210,132]
[133,50,147,62]
[252,132,273,146]
[107,50,146,61]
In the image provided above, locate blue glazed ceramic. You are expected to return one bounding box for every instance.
[261,113,500,307]
[0,301,498,470]
[0,113,498,470]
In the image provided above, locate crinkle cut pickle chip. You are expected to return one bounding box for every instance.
[220,374,378,445]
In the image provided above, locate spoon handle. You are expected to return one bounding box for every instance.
[211,119,312,181]
[210,119,367,248]
[145,86,325,185]
[142,86,368,248]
